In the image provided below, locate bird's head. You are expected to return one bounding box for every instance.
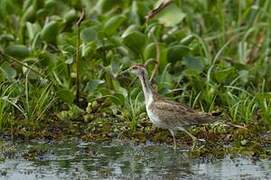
[130,64,147,77]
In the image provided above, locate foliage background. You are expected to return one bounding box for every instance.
[0,0,270,135]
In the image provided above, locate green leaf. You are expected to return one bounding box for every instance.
[113,80,127,98]
[5,44,30,58]
[81,27,97,43]
[21,3,36,22]
[64,9,77,23]
[56,88,75,104]
[104,15,126,36]
[144,43,156,60]
[167,45,190,62]
[156,4,186,27]
[144,42,168,70]
[122,31,146,54]
[41,20,59,44]
[0,34,14,42]
[0,62,17,80]
[121,25,140,38]
[85,80,105,92]
[214,67,236,83]
[82,41,96,58]
[238,70,249,84]
[26,22,41,41]
[182,56,205,73]
[95,0,124,14]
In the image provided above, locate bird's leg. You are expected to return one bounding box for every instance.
[177,127,204,149]
[169,129,176,150]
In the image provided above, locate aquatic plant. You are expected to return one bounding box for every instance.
[0,0,270,141]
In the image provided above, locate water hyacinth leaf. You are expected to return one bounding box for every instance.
[156,3,186,27]
[122,31,146,54]
[238,70,249,84]
[82,41,96,58]
[121,25,140,38]
[111,61,122,77]
[144,42,168,70]
[130,1,140,24]
[144,42,156,60]
[56,88,75,104]
[0,62,17,80]
[214,67,235,83]
[21,3,36,22]
[5,44,30,58]
[104,15,126,36]
[65,57,73,64]
[110,93,125,106]
[167,45,190,62]
[0,34,14,42]
[41,20,59,44]
[182,56,204,73]
[113,80,128,98]
[64,9,77,23]
[85,80,105,92]
[95,0,124,14]
[36,8,48,18]
[26,22,41,41]
[81,27,97,43]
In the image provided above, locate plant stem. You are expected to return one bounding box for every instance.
[75,10,85,104]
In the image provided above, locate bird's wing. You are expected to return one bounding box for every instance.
[150,99,216,127]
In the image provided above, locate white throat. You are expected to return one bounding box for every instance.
[138,74,154,107]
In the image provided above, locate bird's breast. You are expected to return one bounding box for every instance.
[146,107,164,128]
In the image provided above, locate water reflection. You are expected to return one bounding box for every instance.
[0,139,270,179]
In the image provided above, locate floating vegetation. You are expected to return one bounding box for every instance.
[0,0,271,156]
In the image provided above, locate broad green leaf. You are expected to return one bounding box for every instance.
[21,3,36,22]
[85,80,105,92]
[56,88,75,104]
[95,0,124,14]
[64,9,77,23]
[81,27,97,43]
[156,4,186,27]
[121,25,140,38]
[122,31,146,54]
[0,34,14,42]
[214,67,236,83]
[82,41,96,58]
[26,22,41,41]
[41,20,59,44]
[104,15,126,36]
[5,44,30,58]
[144,43,156,60]
[182,56,204,73]
[167,45,190,62]
[110,93,125,106]
[144,42,168,70]
[113,80,127,98]
[238,70,249,84]
[0,62,17,80]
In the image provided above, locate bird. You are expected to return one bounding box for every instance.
[129,64,219,149]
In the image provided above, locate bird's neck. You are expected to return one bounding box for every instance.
[138,72,154,106]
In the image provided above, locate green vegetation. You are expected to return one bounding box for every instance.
[0,0,270,155]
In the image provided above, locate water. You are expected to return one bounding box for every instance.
[0,139,270,179]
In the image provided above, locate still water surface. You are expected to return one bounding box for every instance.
[0,139,270,179]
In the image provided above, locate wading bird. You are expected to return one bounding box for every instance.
[130,64,219,149]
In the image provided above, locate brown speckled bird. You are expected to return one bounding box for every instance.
[130,64,219,149]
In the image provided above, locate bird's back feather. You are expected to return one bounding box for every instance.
[148,97,217,129]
